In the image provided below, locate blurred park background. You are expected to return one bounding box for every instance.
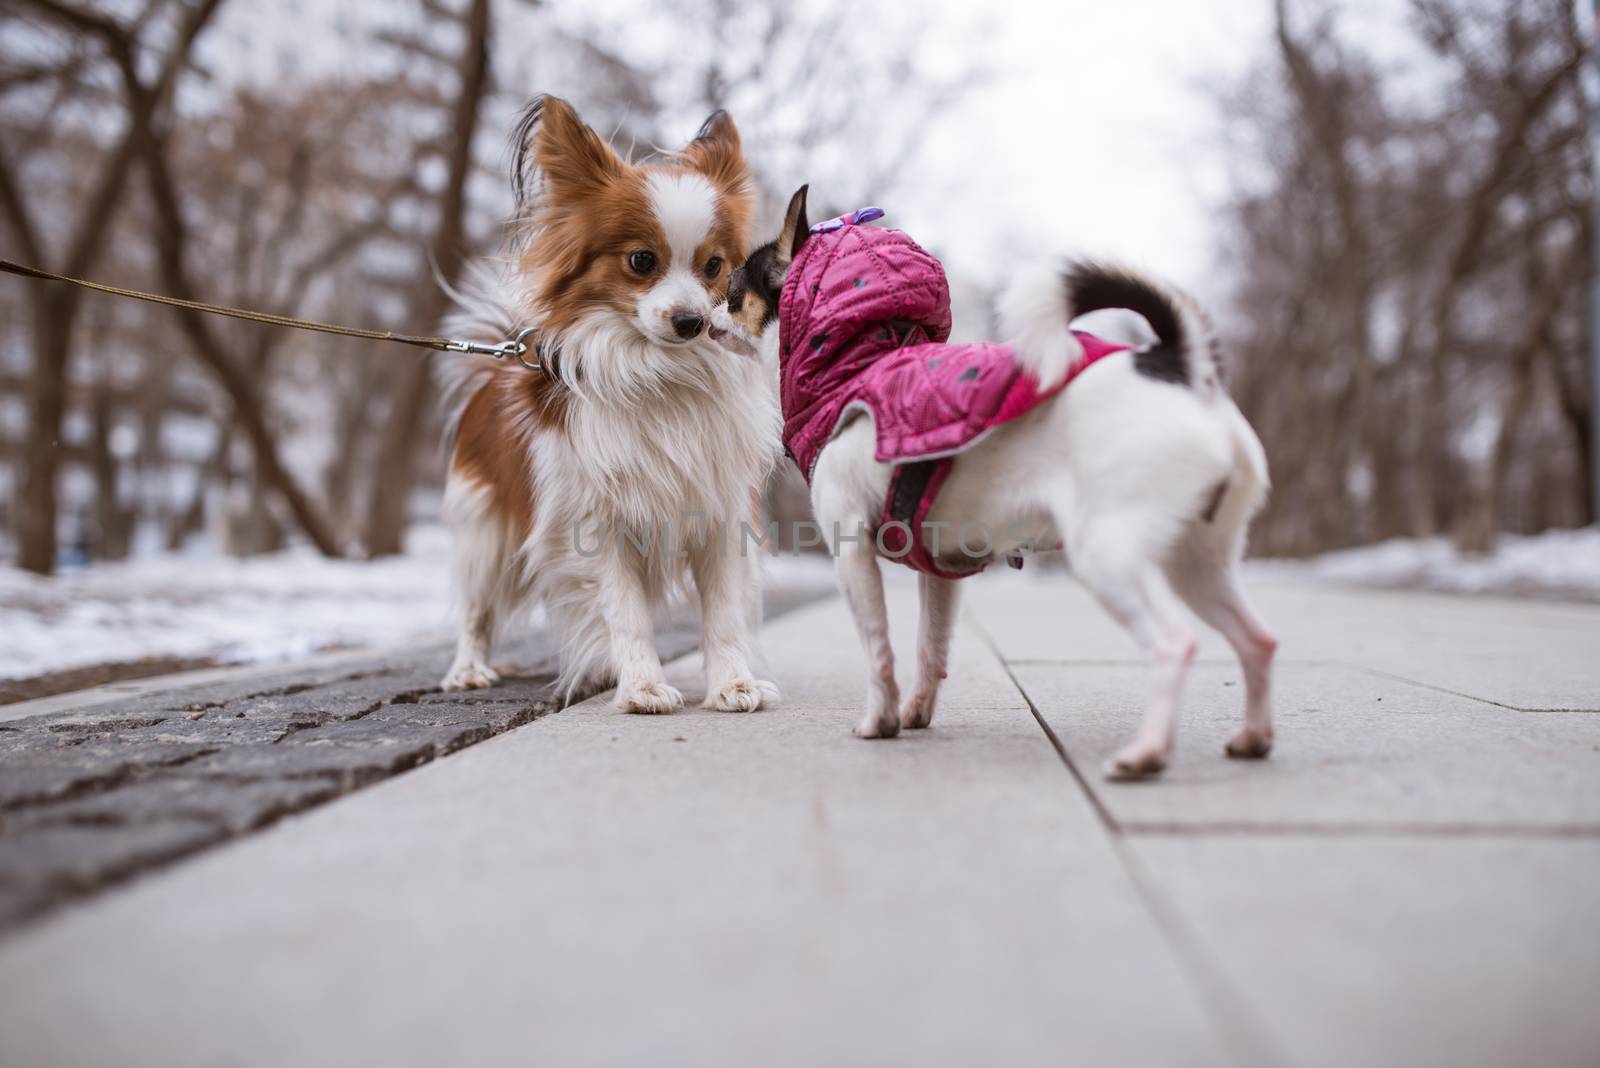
[0,0,1595,683]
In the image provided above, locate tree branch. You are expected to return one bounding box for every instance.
[135,125,346,557]
[21,0,226,276]
[0,145,44,264]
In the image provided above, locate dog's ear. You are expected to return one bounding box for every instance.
[681,110,753,235]
[514,95,624,208]
[686,109,741,155]
[681,110,746,184]
[775,185,810,266]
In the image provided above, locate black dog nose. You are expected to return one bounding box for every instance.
[671,313,706,340]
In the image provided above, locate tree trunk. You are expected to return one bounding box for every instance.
[324,355,382,534]
[1455,240,1582,553]
[1544,312,1593,527]
[6,0,226,574]
[157,302,344,557]
[89,373,133,560]
[362,0,493,558]
[132,108,344,557]
[1455,360,1533,555]
[15,292,75,573]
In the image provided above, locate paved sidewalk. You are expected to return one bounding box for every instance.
[0,571,1596,1067]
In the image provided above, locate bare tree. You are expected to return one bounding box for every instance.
[361,0,494,559]
[1224,0,1589,555]
[155,84,424,552]
[1,0,223,574]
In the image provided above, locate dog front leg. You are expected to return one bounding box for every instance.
[442,603,499,691]
[599,546,683,715]
[901,572,959,729]
[440,495,508,691]
[833,539,900,738]
[690,537,779,712]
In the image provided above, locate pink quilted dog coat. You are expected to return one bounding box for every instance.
[779,210,1129,577]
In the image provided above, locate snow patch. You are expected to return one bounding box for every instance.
[1,533,842,683]
[0,526,458,680]
[1257,527,1600,602]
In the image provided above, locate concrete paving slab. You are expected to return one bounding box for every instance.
[1128,835,1600,1068]
[0,590,1244,1068]
[1012,661,1600,831]
[967,570,1600,712]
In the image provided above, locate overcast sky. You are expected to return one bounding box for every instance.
[206,1,1366,299]
[890,0,1273,290]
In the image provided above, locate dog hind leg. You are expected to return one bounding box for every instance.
[1068,523,1197,780]
[1170,552,1277,759]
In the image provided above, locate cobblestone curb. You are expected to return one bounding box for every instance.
[0,587,828,933]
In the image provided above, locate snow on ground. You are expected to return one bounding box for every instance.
[7,523,1589,684]
[1256,527,1600,603]
[0,527,458,681]
[0,528,842,683]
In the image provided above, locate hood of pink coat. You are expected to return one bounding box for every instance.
[779,221,952,459]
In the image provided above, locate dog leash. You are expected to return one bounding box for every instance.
[0,258,556,377]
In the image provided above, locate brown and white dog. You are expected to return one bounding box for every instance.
[437,97,780,714]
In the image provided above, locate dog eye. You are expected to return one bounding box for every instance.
[628,250,656,275]
[703,256,723,279]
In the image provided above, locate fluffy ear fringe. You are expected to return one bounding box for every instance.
[691,109,740,149]
[510,95,626,212]
[509,96,549,211]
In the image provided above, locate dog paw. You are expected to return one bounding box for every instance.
[616,679,684,715]
[1103,744,1168,782]
[441,661,499,692]
[853,708,902,739]
[1225,727,1274,760]
[705,678,779,713]
[899,689,938,730]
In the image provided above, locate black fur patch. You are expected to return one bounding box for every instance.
[730,241,785,328]
[1132,347,1189,386]
[1066,262,1189,387]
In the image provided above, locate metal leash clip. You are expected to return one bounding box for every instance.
[445,326,550,376]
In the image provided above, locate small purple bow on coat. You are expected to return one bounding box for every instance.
[810,206,885,235]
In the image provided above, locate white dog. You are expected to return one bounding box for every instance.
[713,187,1277,779]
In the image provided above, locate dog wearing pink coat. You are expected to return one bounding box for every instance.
[713,187,1278,780]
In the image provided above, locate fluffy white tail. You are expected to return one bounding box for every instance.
[1000,259,1221,395]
